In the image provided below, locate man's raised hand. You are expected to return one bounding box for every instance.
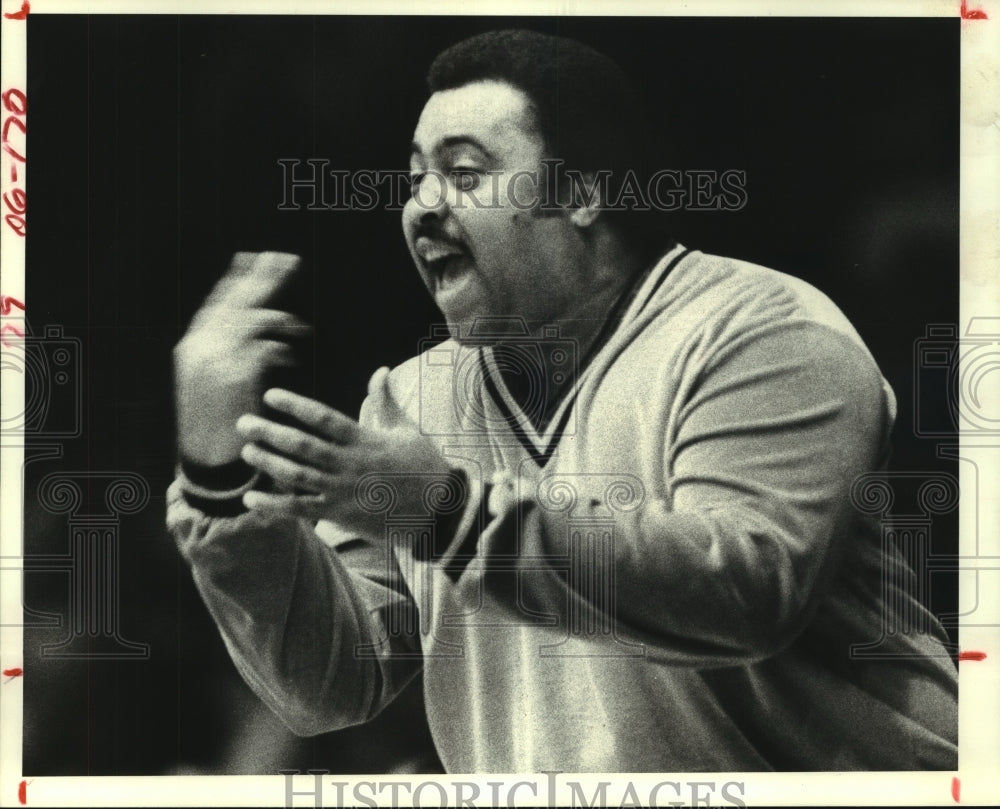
[173,252,310,467]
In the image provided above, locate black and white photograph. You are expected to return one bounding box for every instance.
[1,1,998,806]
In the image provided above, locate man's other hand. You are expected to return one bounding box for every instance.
[235,368,456,540]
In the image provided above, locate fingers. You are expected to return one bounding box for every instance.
[262,388,360,444]
[203,252,257,306]
[233,252,303,308]
[236,414,338,470]
[237,406,356,513]
[206,252,303,309]
[249,309,313,340]
[255,339,300,369]
[243,489,329,521]
[186,310,311,347]
[240,442,335,494]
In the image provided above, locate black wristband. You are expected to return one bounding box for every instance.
[181,490,252,518]
[176,457,261,517]
[179,457,257,490]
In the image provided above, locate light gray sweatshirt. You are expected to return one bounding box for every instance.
[169,245,958,772]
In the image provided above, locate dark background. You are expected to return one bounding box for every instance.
[21,15,959,774]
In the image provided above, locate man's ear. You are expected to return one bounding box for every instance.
[568,172,602,228]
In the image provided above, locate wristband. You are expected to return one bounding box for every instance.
[176,458,261,517]
[178,456,258,490]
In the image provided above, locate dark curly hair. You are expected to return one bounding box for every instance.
[427,29,671,258]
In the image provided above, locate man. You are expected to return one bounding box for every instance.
[168,30,957,771]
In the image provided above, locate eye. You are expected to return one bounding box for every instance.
[451,168,482,192]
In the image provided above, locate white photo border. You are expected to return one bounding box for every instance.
[1,1,997,806]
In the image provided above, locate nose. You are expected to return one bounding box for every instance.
[403,172,450,238]
[413,170,448,211]
[408,170,451,222]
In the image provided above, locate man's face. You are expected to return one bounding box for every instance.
[403,80,578,338]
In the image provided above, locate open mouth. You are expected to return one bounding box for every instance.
[426,253,470,289]
[416,237,470,290]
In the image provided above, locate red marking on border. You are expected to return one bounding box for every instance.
[2,112,26,143]
[2,88,27,115]
[3,1,29,20]
[0,295,25,315]
[3,667,23,680]
[1,323,24,347]
[17,779,27,805]
[2,88,27,236]
[958,650,987,661]
[951,776,960,802]
[2,141,25,163]
[4,213,25,237]
[961,0,988,19]
[3,188,26,215]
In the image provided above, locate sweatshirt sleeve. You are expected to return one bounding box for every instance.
[166,419,423,737]
[457,320,893,667]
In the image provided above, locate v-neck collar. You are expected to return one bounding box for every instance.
[478,243,693,468]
